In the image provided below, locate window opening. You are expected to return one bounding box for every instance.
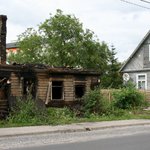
[0,77,9,99]
[75,84,85,98]
[52,81,63,100]
[23,78,35,97]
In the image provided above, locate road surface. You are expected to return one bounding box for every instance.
[14,132,150,150]
[1,124,150,150]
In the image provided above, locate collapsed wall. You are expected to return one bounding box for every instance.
[0,15,7,64]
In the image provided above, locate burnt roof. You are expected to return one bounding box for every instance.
[0,64,101,76]
[47,67,100,75]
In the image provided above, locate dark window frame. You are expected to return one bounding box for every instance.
[74,81,86,99]
[51,81,64,100]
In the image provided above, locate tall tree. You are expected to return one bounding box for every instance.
[8,9,109,72]
[100,45,123,88]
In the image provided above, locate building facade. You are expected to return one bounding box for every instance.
[120,30,150,90]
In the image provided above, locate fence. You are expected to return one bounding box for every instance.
[101,89,150,102]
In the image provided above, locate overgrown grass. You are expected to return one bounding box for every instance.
[4,95,78,126]
[0,85,150,127]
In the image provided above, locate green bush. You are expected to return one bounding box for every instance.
[7,95,47,125]
[82,88,109,116]
[113,86,147,109]
[7,94,77,126]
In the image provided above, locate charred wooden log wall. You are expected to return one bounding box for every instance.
[36,73,98,107]
[0,15,7,64]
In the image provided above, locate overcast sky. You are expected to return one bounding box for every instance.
[0,0,150,62]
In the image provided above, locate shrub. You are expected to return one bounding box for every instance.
[7,94,77,126]
[7,95,47,125]
[113,86,147,109]
[82,88,109,116]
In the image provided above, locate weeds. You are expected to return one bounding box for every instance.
[6,94,77,126]
[1,85,149,127]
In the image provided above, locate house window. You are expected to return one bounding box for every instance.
[136,74,147,90]
[51,81,63,100]
[75,82,86,99]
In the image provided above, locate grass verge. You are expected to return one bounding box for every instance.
[0,108,150,128]
[0,85,149,127]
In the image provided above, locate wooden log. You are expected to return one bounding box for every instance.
[45,82,51,105]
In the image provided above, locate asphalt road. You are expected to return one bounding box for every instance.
[2,125,150,150]
[14,132,150,150]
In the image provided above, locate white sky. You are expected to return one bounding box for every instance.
[0,0,150,62]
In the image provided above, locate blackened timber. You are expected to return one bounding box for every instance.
[0,15,7,64]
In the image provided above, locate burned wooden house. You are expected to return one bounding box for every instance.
[1,64,100,103]
[0,15,100,117]
[0,64,100,118]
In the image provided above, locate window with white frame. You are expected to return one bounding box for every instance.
[136,74,147,90]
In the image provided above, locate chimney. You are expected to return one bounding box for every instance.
[0,15,7,64]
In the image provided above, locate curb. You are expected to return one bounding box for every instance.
[1,120,150,138]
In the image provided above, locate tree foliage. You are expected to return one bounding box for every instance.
[8,9,123,88]
[100,45,123,88]
[9,28,43,64]
[8,9,109,71]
